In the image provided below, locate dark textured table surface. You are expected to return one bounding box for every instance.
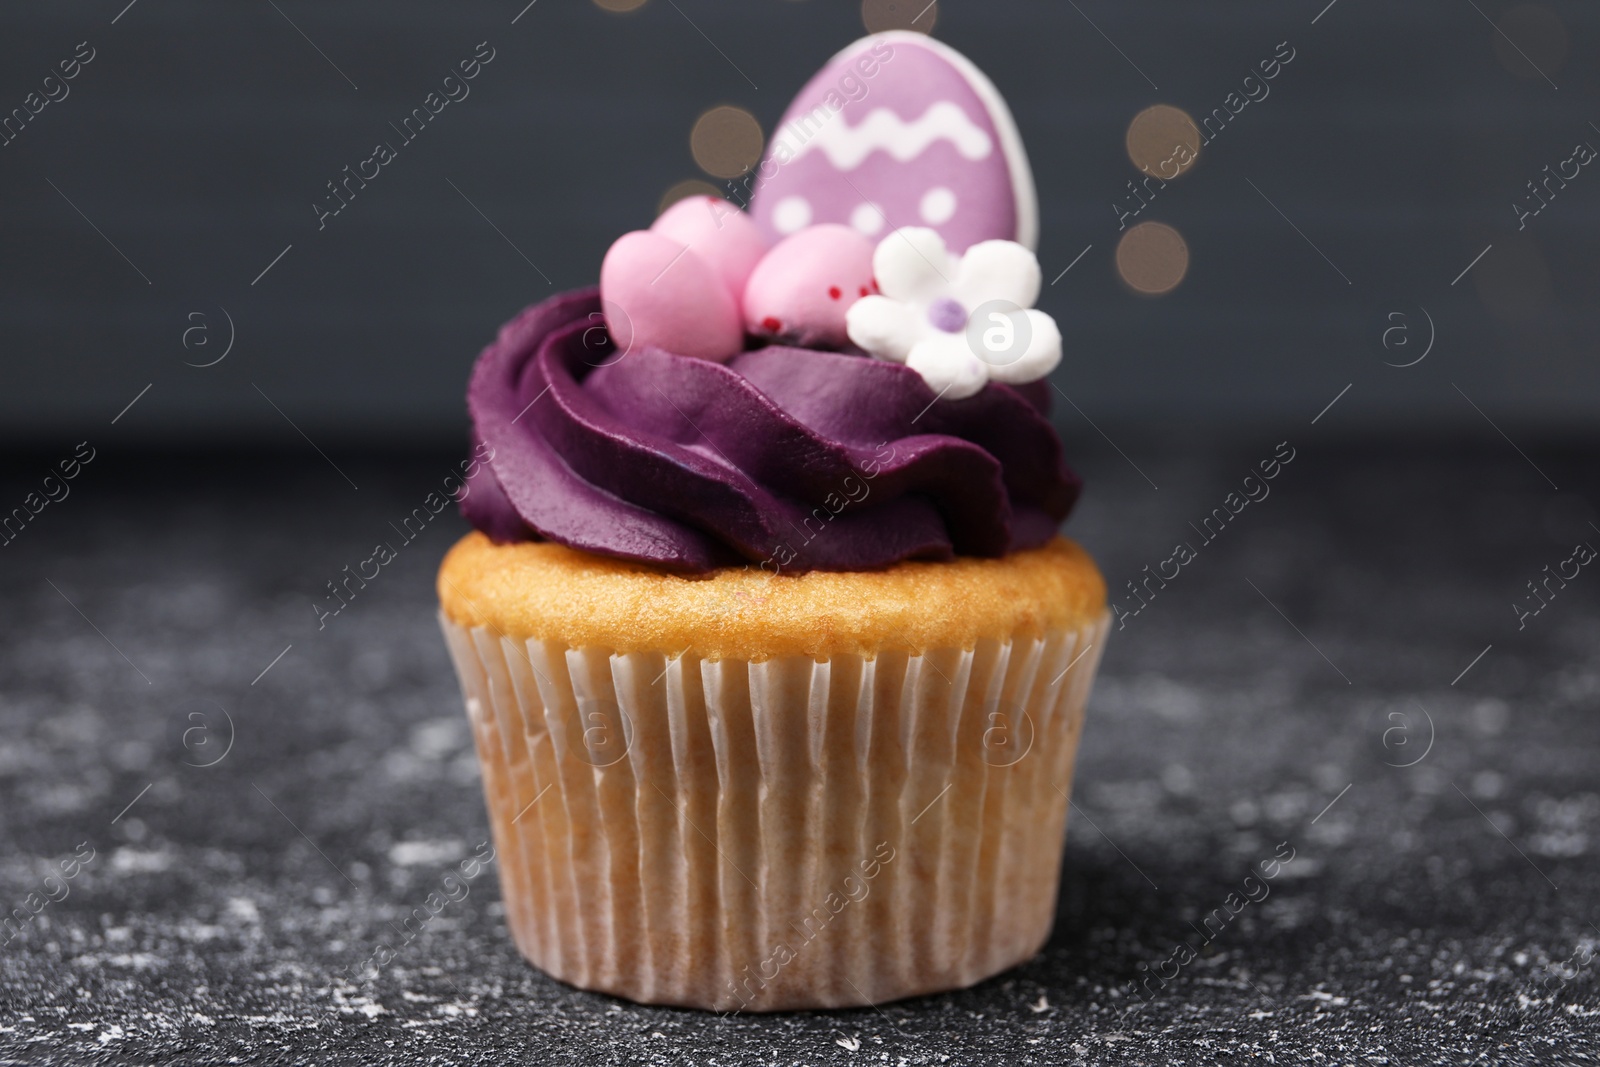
[2,434,1597,1066]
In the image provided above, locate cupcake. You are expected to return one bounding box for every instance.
[437,31,1108,1012]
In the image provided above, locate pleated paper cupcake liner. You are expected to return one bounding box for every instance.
[440,610,1109,1012]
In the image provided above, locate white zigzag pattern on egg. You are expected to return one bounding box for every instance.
[774,101,994,171]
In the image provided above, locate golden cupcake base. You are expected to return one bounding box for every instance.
[438,534,1107,1011]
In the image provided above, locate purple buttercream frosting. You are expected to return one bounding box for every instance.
[461,288,1080,574]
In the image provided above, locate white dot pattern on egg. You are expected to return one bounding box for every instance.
[920,186,957,225]
[850,202,886,235]
[772,195,813,234]
[750,31,1037,255]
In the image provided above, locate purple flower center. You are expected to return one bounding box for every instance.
[927,297,968,333]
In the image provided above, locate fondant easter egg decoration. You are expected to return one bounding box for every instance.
[651,195,770,299]
[742,223,876,348]
[599,231,743,362]
[749,31,1037,255]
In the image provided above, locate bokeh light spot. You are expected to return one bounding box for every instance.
[862,0,937,34]
[1125,105,1201,179]
[1116,222,1189,296]
[657,179,725,217]
[690,106,765,179]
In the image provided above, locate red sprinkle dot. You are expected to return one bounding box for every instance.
[828,286,842,300]
[762,316,782,333]
[859,285,870,298]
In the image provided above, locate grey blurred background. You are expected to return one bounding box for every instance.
[1,0,1596,445]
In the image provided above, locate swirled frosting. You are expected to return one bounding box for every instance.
[461,289,1080,574]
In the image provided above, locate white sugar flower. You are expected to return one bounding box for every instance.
[846,227,1061,400]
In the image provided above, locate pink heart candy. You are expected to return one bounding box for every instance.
[742,223,876,348]
[600,230,743,362]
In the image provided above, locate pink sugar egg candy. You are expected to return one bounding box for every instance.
[750,31,1037,254]
[599,230,743,362]
[743,223,876,348]
[651,196,770,301]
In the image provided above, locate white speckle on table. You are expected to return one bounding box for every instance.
[111,847,176,874]
[226,897,260,924]
[386,839,464,867]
